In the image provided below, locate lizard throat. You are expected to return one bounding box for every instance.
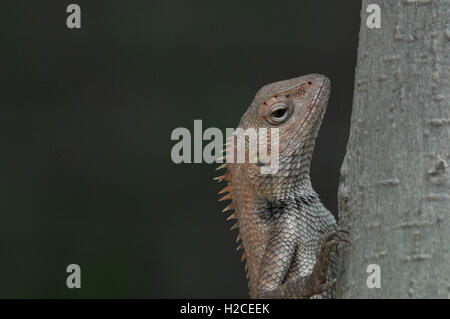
[258,193,318,221]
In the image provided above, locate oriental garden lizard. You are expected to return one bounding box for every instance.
[216,74,348,298]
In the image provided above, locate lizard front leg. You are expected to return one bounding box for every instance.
[255,230,345,299]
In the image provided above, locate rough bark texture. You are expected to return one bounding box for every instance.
[337,0,449,298]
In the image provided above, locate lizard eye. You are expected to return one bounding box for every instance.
[268,102,291,124]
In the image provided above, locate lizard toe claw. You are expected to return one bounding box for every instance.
[316,278,337,295]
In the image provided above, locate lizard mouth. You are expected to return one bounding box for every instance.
[299,79,327,130]
[280,78,329,155]
[309,78,328,112]
[310,86,323,109]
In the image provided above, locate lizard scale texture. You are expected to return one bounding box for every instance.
[216,74,342,299]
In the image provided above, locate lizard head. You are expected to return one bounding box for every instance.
[221,74,331,202]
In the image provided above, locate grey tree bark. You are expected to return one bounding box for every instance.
[336,0,449,298]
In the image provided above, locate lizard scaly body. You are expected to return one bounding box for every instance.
[216,74,346,298]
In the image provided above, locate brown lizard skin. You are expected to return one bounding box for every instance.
[216,74,346,299]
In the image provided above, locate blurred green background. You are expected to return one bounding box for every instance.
[0,0,361,297]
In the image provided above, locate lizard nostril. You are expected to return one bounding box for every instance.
[308,81,313,85]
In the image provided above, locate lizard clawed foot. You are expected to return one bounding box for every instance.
[302,276,337,298]
[304,230,351,296]
[320,228,350,249]
[322,229,351,255]
[316,278,337,295]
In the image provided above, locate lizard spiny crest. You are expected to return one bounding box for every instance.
[215,137,249,278]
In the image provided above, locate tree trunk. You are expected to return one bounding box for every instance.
[336,0,449,298]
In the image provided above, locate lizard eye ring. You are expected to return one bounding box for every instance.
[268,102,291,124]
